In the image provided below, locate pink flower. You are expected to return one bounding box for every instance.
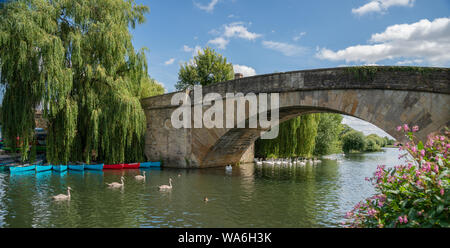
[398,216,404,224]
[440,136,445,141]
[412,126,419,132]
[411,146,417,153]
[397,126,402,132]
[441,188,445,196]
[403,124,410,132]
[403,215,408,224]
[420,150,426,157]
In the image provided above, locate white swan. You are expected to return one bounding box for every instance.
[135,171,146,181]
[53,187,72,201]
[225,165,232,172]
[107,176,125,188]
[159,178,173,190]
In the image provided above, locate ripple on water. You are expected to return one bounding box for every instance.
[0,149,402,227]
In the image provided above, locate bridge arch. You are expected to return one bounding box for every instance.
[141,67,450,168]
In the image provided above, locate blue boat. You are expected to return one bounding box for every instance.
[69,164,85,171]
[10,164,36,173]
[0,161,15,172]
[140,161,161,168]
[85,163,104,171]
[36,164,53,172]
[53,165,68,172]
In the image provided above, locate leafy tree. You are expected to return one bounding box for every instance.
[365,137,381,152]
[342,130,366,153]
[0,0,150,163]
[340,124,353,137]
[296,114,321,157]
[175,47,234,91]
[314,113,343,155]
[140,76,165,99]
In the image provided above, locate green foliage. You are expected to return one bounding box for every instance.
[175,47,234,91]
[140,76,165,99]
[296,114,320,157]
[344,127,450,228]
[0,0,150,164]
[314,113,343,155]
[342,130,366,153]
[255,113,322,158]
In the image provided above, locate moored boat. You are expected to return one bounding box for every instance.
[140,161,161,168]
[36,164,53,172]
[85,163,104,171]
[68,163,85,171]
[0,161,15,172]
[10,164,36,173]
[151,162,161,167]
[123,163,140,169]
[103,164,124,170]
[53,165,68,172]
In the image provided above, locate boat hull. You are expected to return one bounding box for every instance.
[36,165,53,172]
[123,163,140,169]
[10,165,36,173]
[53,165,68,172]
[140,162,161,168]
[68,164,85,171]
[85,164,104,171]
[104,164,124,170]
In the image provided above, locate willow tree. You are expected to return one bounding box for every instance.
[296,114,321,157]
[0,0,150,164]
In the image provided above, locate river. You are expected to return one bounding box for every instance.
[0,148,405,228]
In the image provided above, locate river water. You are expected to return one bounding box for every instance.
[0,148,404,228]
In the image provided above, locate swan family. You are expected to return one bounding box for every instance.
[254,157,322,167]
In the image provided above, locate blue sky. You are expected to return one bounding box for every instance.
[130,0,449,137]
[131,0,449,93]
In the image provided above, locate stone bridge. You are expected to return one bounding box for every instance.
[141,66,450,168]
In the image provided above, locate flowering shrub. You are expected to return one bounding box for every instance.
[343,125,449,228]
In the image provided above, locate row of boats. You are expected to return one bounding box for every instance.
[1,161,161,173]
[254,157,322,166]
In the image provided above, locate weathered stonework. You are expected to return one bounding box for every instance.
[141,67,450,168]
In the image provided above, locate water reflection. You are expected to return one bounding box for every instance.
[0,148,401,228]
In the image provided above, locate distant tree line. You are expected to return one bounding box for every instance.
[255,116,396,158]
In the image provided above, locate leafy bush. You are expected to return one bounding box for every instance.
[343,125,449,228]
[342,130,366,153]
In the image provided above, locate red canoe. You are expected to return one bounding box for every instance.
[103,164,124,170]
[123,163,140,169]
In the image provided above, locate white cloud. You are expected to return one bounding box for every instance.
[164,58,175,65]
[194,0,220,13]
[183,45,202,57]
[262,40,306,57]
[208,37,230,49]
[233,64,257,77]
[293,32,306,41]
[183,45,193,52]
[208,22,261,49]
[316,17,450,66]
[352,0,415,16]
[223,23,262,40]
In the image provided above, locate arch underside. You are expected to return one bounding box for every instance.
[199,89,450,167]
